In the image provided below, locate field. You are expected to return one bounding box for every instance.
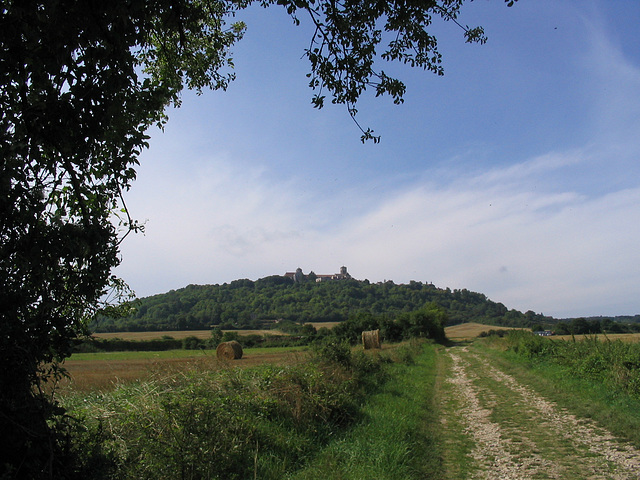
[73,326,640,394]
[446,324,640,343]
[444,322,523,341]
[307,321,341,329]
[68,325,339,392]
[56,325,640,479]
[92,329,287,340]
[91,323,340,341]
[552,333,640,343]
[61,346,308,392]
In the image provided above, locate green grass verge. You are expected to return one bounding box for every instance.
[433,346,476,480]
[288,341,443,480]
[474,338,640,448]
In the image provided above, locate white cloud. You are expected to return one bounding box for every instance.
[114,1,640,318]
[117,140,640,318]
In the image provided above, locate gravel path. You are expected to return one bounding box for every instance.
[441,346,640,480]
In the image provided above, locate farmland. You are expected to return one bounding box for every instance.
[444,322,524,341]
[552,332,640,343]
[91,329,288,341]
[55,324,640,479]
[61,346,308,392]
[64,325,640,394]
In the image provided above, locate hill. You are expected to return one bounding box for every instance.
[92,276,552,332]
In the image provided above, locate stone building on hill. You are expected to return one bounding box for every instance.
[285,266,352,283]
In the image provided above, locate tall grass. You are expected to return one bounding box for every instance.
[62,341,404,479]
[503,330,640,397]
[288,340,443,480]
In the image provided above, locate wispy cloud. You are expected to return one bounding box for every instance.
[115,1,640,318]
[118,139,640,318]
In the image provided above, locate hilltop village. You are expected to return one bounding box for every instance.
[284,266,353,283]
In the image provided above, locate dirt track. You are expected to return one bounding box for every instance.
[440,346,640,480]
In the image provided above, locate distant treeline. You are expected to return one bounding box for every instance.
[80,304,449,352]
[92,276,552,332]
[545,317,640,335]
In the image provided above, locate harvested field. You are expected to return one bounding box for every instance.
[307,321,341,329]
[60,347,308,393]
[444,325,640,343]
[91,329,288,341]
[552,333,640,343]
[445,323,523,341]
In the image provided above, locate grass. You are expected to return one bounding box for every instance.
[552,333,640,343]
[475,336,640,448]
[62,341,424,479]
[60,346,309,393]
[288,341,443,480]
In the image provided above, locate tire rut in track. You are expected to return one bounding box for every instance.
[442,346,640,480]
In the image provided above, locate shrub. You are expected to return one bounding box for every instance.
[313,338,353,368]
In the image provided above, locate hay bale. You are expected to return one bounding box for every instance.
[216,340,243,360]
[362,329,381,350]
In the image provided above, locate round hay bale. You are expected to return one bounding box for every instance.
[362,329,381,350]
[216,340,243,360]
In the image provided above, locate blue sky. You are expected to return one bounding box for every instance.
[116,0,640,318]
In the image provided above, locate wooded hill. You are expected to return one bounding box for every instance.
[92,276,552,332]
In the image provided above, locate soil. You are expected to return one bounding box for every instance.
[440,346,640,480]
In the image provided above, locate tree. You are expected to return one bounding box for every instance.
[1,0,517,477]
[210,327,224,347]
[396,303,447,341]
[1,2,244,477]
[571,318,590,335]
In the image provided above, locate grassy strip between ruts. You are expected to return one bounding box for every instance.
[288,340,443,480]
[474,335,640,448]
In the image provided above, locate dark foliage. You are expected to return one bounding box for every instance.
[93,277,550,333]
[554,317,640,335]
[1,1,243,476]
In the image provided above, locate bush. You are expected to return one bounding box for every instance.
[313,339,353,368]
[478,329,508,338]
[181,335,204,349]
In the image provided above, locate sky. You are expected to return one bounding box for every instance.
[115,0,640,319]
